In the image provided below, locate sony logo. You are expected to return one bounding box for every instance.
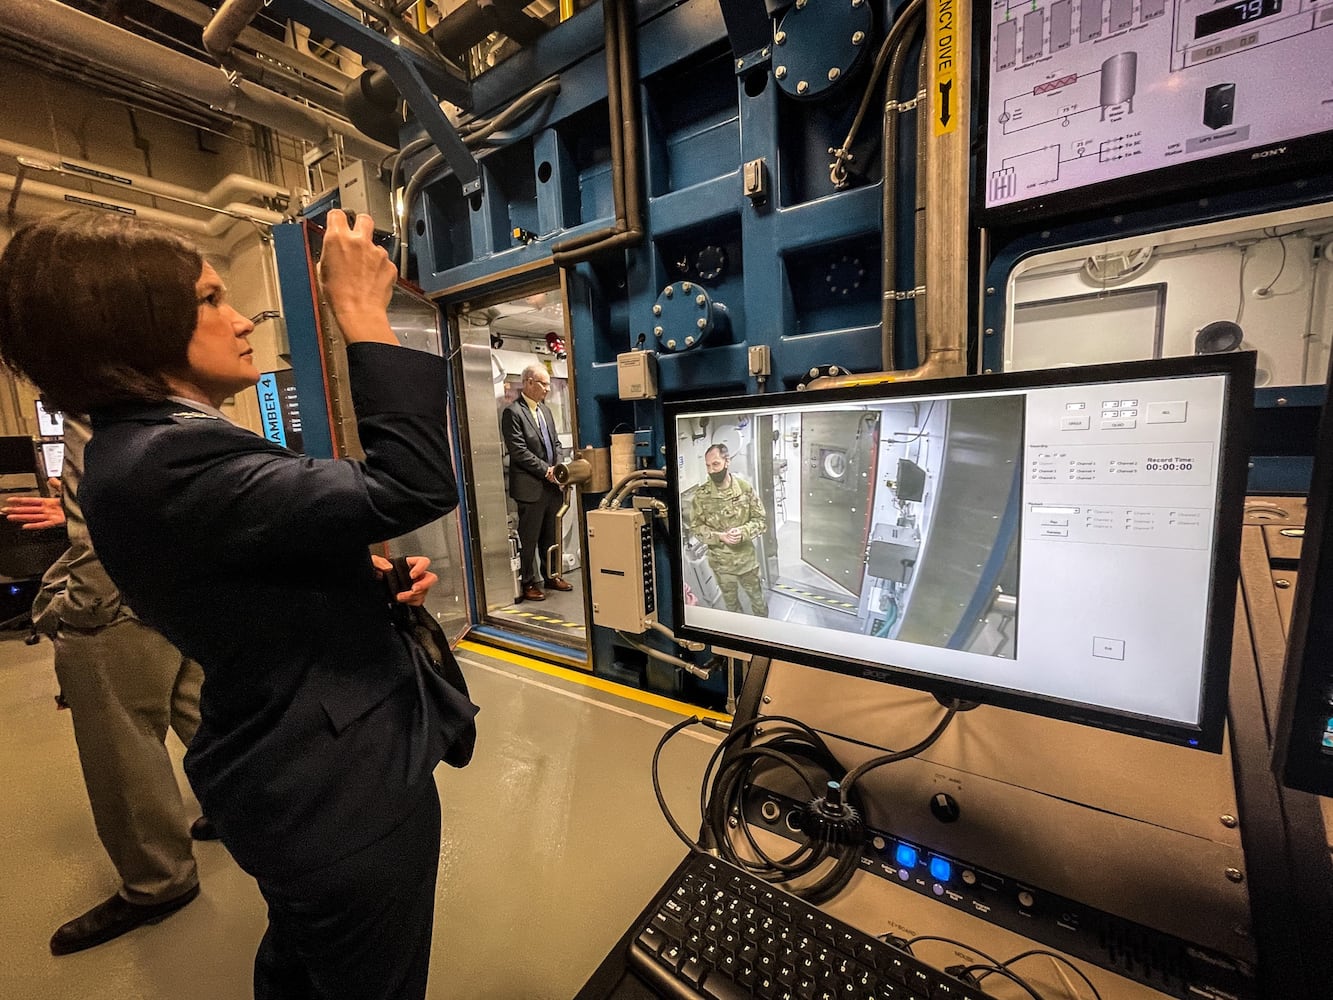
[1251,146,1288,159]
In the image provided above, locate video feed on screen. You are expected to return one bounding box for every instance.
[676,397,1023,660]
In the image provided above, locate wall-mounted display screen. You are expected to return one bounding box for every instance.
[666,355,1254,750]
[982,0,1333,219]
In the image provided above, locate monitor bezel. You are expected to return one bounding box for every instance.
[664,354,1255,752]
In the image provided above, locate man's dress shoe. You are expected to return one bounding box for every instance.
[522,583,546,601]
[50,884,200,955]
[544,577,573,592]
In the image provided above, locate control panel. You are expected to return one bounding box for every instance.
[587,508,657,632]
[741,790,1257,1000]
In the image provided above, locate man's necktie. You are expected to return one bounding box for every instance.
[537,407,556,464]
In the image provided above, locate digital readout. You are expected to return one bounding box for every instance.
[1194,0,1283,40]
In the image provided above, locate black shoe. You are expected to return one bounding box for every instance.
[50,884,200,956]
[189,816,219,841]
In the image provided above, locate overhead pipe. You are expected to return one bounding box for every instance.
[0,172,280,244]
[149,0,354,92]
[550,0,643,266]
[201,0,266,65]
[0,0,395,166]
[0,139,299,213]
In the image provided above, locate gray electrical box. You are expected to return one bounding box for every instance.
[338,160,393,227]
[587,508,656,631]
[867,523,920,582]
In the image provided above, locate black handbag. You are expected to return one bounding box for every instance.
[385,556,477,768]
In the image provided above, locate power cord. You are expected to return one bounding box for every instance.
[895,934,1101,1000]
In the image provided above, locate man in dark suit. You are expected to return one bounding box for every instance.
[500,363,572,602]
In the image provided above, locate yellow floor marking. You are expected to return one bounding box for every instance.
[456,639,730,722]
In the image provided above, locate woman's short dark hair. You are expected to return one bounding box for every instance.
[0,212,202,414]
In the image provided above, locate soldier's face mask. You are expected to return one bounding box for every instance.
[708,467,728,485]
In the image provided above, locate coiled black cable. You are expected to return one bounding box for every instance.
[650,703,959,905]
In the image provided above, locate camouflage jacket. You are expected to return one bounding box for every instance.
[691,474,766,575]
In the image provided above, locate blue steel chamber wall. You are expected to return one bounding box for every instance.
[408,0,922,695]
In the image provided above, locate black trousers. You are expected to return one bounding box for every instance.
[516,485,561,584]
[253,781,441,1000]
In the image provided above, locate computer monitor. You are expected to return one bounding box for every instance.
[1272,375,1333,795]
[666,355,1254,751]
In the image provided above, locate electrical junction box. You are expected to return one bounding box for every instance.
[633,428,654,459]
[587,508,656,632]
[338,160,393,227]
[617,350,658,400]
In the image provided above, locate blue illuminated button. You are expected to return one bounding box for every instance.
[895,844,919,868]
[929,857,952,882]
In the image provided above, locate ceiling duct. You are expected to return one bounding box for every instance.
[0,0,394,165]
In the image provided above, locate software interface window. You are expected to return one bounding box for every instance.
[674,372,1231,731]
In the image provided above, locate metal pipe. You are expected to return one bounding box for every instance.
[550,0,625,257]
[0,0,394,166]
[149,0,354,91]
[616,631,711,679]
[879,0,925,371]
[202,0,267,62]
[0,139,296,212]
[0,171,273,244]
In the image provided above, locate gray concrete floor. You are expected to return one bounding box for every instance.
[0,631,719,999]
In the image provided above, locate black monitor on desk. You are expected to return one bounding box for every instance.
[1272,379,1333,795]
[665,355,1254,752]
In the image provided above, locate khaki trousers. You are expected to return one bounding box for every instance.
[53,617,203,904]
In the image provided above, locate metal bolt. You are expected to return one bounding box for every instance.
[697,318,707,329]
[985,327,994,336]
[795,0,806,8]
[667,339,678,349]
[728,816,739,828]
[664,286,674,298]
[1220,814,1238,828]
[1277,397,1288,406]
[736,58,744,70]
[776,65,787,79]
[686,336,695,346]
[762,46,770,57]
[851,0,863,6]
[1275,578,1292,589]
[797,80,809,94]
[1225,868,1245,884]
[984,368,994,374]
[853,30,865,44]
[986,286,995,295]
[762,695,771,703]
[654,325,664,336]
[682,282,693,292]
[696,294,706,306]
[828,68,841,81]
[652,304,662,316]
[775,30,787,44]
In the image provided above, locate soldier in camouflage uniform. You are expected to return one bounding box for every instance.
[691,443,769,616]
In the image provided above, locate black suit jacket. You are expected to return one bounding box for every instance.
[501,396,561,503]
[82,343,478,879]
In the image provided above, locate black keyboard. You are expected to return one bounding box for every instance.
[628,854,989,1000]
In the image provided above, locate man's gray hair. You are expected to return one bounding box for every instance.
[523,363,549,381]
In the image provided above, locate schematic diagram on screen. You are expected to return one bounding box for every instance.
[984,0,1333,208]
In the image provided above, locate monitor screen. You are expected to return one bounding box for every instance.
[34,399,63,438]
[666,355,1254,750]
[981,0,1332,220]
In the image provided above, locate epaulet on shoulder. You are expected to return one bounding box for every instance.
[167,410,222,424]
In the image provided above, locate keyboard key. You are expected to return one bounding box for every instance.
[635,925,665,957]
[701,972,749,1000]
[680,956,706,988]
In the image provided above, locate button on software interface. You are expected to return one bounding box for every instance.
[672,369,1236,737]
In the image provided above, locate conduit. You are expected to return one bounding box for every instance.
[0,0,394,166]
[0,139,298,213]
[549,0,642,266]
[0,172,281,244]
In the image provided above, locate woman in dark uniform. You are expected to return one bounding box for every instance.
[0,209,477,1000]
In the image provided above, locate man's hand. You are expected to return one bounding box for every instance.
[720,527,742,545]
[317,210,398,346]
[2,495,65,530]
[544,465,557,483]
[371,554,439,607]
